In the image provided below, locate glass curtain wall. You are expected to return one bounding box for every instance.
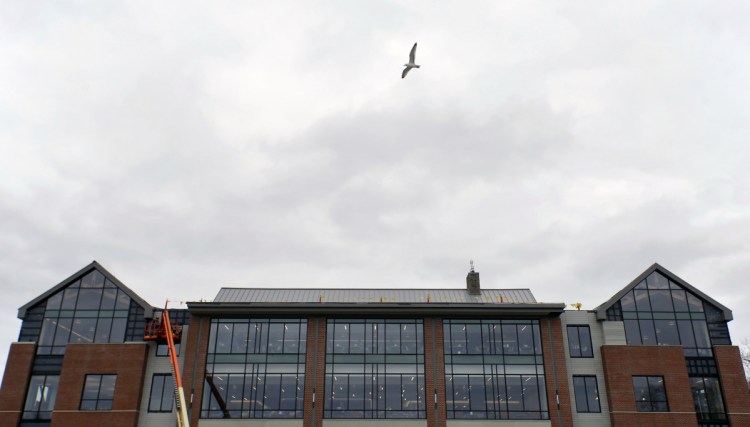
[443,319,548,420]
[37,270,131,355]
[324,318,426,419]
[201,318,307,419]
[607,271,714,357]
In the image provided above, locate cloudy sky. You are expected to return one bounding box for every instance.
[1,1,749,376]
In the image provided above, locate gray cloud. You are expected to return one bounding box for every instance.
[2,1,750,376]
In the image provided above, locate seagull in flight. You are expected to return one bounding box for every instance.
[402,42,420,79]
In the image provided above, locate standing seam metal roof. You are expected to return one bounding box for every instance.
[213,288,537,304]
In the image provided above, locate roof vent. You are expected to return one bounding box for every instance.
[466,260,480,295]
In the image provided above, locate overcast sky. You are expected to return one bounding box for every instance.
[2,1,750,377]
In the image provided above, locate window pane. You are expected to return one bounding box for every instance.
[633,376,650,403]
[267,323,284,353]
[573,377,588,412]
[285,323,302,354]
[621,291,636,311]
[70,318,96,344]
[649,290,673,312]
[703,377,725,416]
[654,320,680,345]
[671,289,689,311]
[82,376,100,400]
[61,288,79,310]
[110,318,127,342]
[76,288,103,310]
[466,324,483,355]
[567,327,581,357]
[647,272,669,289]
[46,292,63,310]
[450,324,467,354]
[639,320,656,345]
[687,293,704,312]
[501,324,518,355]
[578,327,592,357]
[149,375,165,412]
[693,321,711,348]
[100,375,117,399]
[634,289,651,311]
[585,377,600,412]
[231,323,248,354]
[518,325,534,355]
[624,320,642,345]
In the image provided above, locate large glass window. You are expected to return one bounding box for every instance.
[149,374,175,413]
[611,272,716,357]
[201,318,307,419]
[573,376,600,413]
[691,377,727,423]
[37,270,131,355]
[80,374,117,410]
[567,326,593,358]
[444,319,548,420]
[633,376,668,412]
[325,319,425,419]
[22,375,59,420]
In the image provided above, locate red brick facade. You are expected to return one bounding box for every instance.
[0,343,36,427]
[423,317,446,427]
[601,345,697,427]
[714,345,750,426]
[541,317,574,427]
[304,317,327,427]
[51,342,149,427]
[181,314,210,426]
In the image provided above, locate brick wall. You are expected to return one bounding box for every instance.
[423,317,446,427]
[601,345,697,427]
[51,342,149,427]
[0,342,36,427]
[540,317,574,427]
[714,345,750,425]
[181,315,210,426]
[304,317,327,427]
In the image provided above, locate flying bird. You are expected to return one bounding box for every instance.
[402,42,420,79]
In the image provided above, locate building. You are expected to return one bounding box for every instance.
[1,260,748,427]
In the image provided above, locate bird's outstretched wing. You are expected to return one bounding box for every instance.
[402,67,411,79]
[409,43,417,63]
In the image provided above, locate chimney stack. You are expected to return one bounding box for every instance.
[466,261,480,295]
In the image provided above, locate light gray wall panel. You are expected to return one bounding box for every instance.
[560,311,611,427]
[137,325,189,427]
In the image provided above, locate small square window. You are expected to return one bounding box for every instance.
[633,376,668,412]
[567,325,593,358]
[80,374,116,410]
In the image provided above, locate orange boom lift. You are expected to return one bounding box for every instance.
[144,302,190,427]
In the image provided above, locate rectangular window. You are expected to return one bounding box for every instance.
[22,375,59,420]
[80,374,117,410]
[324,319,425,419]
[633,376,668,412]
[201,318,306,419]
[443,319,548,420]
[567,326,593,358]
[573,376,600,413]
[149,374,175,412]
